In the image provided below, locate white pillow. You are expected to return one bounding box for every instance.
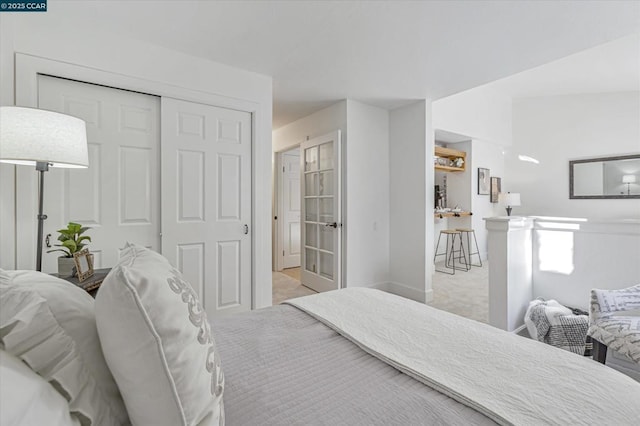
[95,243,224,426]
[0,269,129,425]
[0,349,80,426]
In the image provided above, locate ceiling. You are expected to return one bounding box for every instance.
[486,33,640,99]
[29,1,640,128]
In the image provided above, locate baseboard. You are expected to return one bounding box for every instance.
[371,281,432,304]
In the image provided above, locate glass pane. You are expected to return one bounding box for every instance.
[305,147,318,172]
[305,223,318,248]
[319,171,333,196]
[319,225,333,252]
[305,248,317,274]
[319,252,333,280]
[305,198,318,221]
[305,173,318,196]
[319,142,333,170]
[319,198,333,223]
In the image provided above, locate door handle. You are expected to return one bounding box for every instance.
[244,224,249,234]
[45,233,52,248]
[324,222,338,228]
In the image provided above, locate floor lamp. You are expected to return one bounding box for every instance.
[0,107,88,271]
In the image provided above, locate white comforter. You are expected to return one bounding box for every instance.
[286,288,640,426]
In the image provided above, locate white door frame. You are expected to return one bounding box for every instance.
[274,146,301,271]
[14,53,271,309]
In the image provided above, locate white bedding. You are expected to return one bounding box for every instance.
[286,288,640,426]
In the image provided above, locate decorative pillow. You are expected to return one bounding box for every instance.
[0,348,80,426]
[0,269,129,426]
[95,243,224,426]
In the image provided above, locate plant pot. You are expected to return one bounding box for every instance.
[58,257,76,278]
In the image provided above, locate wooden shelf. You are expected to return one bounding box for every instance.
[434,212,472,218]
[434,146,466,172]
[435,164,465,172]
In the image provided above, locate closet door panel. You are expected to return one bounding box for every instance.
[162,97,252,318]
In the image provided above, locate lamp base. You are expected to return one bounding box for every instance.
[505,206,512,216]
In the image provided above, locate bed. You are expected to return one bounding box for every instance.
[1,244,639,426]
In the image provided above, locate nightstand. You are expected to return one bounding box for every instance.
[52,268,111,298]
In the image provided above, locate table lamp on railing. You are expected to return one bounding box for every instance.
[0,107,88,271]
[499,192,521,216]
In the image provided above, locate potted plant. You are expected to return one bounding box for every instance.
[47,222,92,277]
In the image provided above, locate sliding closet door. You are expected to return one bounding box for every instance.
[161,97,252,318]
[37,75,161,272]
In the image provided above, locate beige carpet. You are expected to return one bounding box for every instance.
[428,261,489,324]
[281,267,301,281]
[273,265,488,323]
[272,268,316,305]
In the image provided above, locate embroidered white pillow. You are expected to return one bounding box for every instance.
[0,269,129,426]
[95,244,224,426]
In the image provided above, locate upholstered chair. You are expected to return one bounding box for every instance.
[588,284,640,365]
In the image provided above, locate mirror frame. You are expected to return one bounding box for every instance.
[569,154,640,199]
[73,248,95,282]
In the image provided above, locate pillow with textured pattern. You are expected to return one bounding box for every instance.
[95,243,224,426]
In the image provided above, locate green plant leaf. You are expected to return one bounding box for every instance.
[46,248,72,257]
[78,227,91,235]
[62,240,77,253]
[77,235,92,244]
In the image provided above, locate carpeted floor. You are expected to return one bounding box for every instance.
[272,268,316,305]
[272,264,488,324]
[428,261,489,323]
[280,267,301,281]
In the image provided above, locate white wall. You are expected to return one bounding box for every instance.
[469,140,506,257]
[0,13,274,307]
[272,102,347,153]
[433,85,513,147]
[345,100,390,288]
[507,92,640,219]
[389,101,432,302]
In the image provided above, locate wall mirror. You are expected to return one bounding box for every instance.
[569,154,640,199]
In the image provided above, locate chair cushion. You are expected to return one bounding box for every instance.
[588,284,640,364]
[95,243,224,426]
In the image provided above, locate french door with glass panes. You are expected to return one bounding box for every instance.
[301,131,341,292]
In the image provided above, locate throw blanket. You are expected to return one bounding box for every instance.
[286,288,640,426]
[524,299,588,355]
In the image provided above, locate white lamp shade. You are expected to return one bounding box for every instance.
[622,175,637,184]
[500,192,521,206]
[0,106,88,168]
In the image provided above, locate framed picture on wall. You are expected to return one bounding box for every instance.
[490,177,501,203]
[478,168,490,195]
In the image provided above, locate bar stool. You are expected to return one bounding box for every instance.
[434,230,469,274]
[456,228,482,267]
